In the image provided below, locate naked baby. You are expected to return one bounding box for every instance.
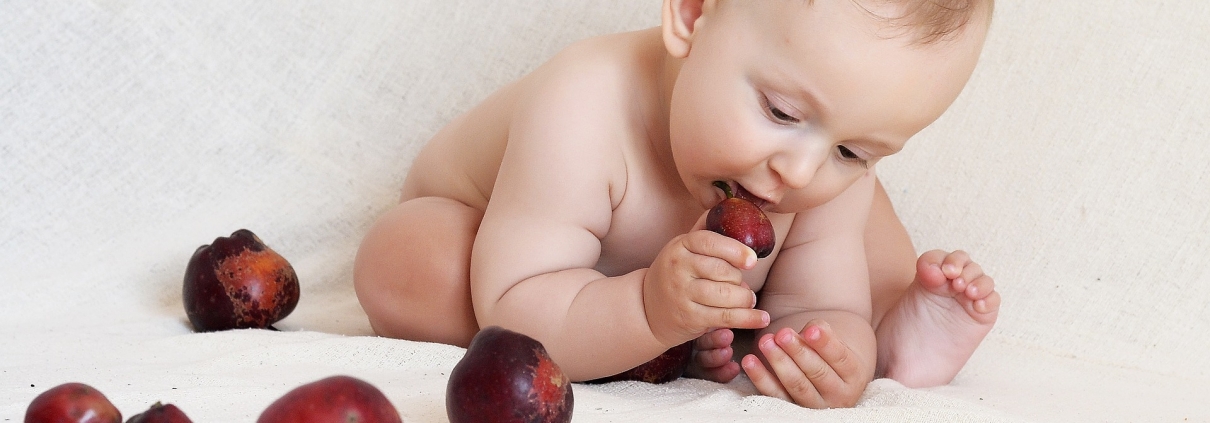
[354,0,1001,408]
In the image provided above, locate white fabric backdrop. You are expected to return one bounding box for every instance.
[3,1,1208,421]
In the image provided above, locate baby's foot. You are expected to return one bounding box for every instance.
[875,250,1000,388]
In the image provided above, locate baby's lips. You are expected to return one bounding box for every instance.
[733,183,757,202]
[733,183,768,209]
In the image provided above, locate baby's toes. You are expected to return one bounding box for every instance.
[915,250,958,295]
[975,290,1001,315]
[950,262,984,292]
[963,274,995,301]
[940,250,972,279]
[958,261,983,284]
[964,275,1001,321]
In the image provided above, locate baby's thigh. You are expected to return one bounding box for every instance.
[353,196,483,345]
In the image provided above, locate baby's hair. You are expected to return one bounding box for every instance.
[850,0,994,44]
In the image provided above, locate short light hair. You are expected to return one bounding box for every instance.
[853,0,994,44]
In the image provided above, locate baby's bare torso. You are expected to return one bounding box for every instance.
[400,28,785,286]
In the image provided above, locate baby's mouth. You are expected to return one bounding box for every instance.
[719,181,769,210]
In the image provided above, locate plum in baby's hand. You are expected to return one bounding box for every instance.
[707,181,775,258]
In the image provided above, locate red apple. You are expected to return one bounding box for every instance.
[446,326,573,423]
[183,229,300,332]
[25,382,121,423]
[257,375,402,423]
[587,341,693,384]
[124,402,191,423]
[707,181,775,258]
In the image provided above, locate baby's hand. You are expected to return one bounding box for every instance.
[684,328,741,383]
[642,228,769,347]
[741,321,869,409]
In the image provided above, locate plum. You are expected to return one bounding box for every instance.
[25,382,121,423]
[446,326,573,423]
[257,375,402,423]
[183,229,300,332]
[587,341,693,384]
[707,181,775,258]
[124,402,191,423]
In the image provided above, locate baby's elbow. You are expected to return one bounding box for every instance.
[469,275,531,330]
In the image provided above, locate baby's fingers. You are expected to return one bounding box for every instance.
[687,359,740,383]
[682,230,757,272]
[798,322,865,399]
[751,333,828,408]
[713,307,769,330]
[693,280,758,310]
[741,354,791,403]
[695,328,735,350]
[689,254,746,287]
[694,344,735,369]
[686,329,740,382]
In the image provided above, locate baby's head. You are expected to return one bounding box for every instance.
[661,0,992,213]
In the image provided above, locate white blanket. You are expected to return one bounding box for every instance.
[3,1,1209,421]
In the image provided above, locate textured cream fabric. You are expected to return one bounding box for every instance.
[3,1,1208,421]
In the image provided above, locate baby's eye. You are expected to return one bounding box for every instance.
[837,145,859,159]
[837,145,869,168]
[769,106,799,124]
[762,94,800,124]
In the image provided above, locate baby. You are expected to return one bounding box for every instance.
[354,0,1000,409]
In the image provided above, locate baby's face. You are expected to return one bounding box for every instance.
[668,0,987,213]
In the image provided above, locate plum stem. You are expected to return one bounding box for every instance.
[713,181,734,199]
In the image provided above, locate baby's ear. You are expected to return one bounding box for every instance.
[661,0,711,58]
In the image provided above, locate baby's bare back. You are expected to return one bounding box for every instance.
[400,80,518,211]
[401,28,662,212]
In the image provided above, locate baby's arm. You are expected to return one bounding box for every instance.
[468,57,765,381]
[742,172,879,408]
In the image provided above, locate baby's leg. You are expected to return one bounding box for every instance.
[353,196,481,347]
[865,179,1001,388]
[864,182,916,329]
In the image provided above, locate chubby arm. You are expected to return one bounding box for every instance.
[469,63,658,381]
[469,55,764,381]
[746,171,878,408]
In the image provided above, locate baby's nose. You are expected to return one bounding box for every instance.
[768,144,826,190]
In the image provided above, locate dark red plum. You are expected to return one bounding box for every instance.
[124,402,192,423]
[446,326,573,423]
[257,375,402,423]
[183,229,300,332]
[707,181,775,258]
[587,341,693,384]
[25,382,121,423]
